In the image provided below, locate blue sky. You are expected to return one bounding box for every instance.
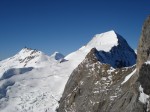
[0,0,150,60]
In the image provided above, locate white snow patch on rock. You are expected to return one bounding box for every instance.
[101,77,107,81]
[145,61,150,65]
[139,85,149,104]
[121,69,136,85]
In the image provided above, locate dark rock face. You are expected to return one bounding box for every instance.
[137,64,150,112]
[137,16,150,71]
[138,64,150,95]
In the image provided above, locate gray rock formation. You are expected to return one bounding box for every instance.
[58,48,140,112]
[137,16,150,71]
[58,16,150,112]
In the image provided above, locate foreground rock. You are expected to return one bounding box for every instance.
[137,16,150,71]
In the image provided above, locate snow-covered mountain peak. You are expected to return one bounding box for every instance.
[20,47,33,52]
[0,48,72,112]
[87,30,118,52]
[18,47,41,56]
[0,48,52,78]
[50,52,64,60]
[65,30,136,68]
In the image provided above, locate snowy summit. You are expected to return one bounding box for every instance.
[87,30,118,52]
[65,30,136,68]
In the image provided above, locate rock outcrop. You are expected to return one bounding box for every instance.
[137,16,150,111]
[137,16,150,71]
[58,48,138,112]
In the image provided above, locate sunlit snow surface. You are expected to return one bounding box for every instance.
[0,48,73,112]
[2,65,73,112]
[139,85,149,104]
[87,30,118,51]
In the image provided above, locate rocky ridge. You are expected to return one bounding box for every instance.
[58,48,136,112]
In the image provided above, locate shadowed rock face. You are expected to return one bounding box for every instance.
[138,64,150,95]
[96,33,136,68]
[137,16,150,72]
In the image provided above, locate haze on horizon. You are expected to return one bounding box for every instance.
[0,0,150,60]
